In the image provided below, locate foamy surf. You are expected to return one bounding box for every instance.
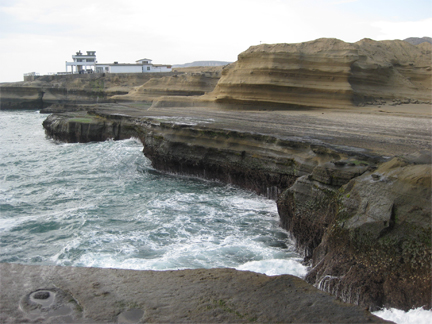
[373,307,432,324]
[1,110,305,278]
[236,258,308,277]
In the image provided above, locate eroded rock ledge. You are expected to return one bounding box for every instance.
[41,105,431,312]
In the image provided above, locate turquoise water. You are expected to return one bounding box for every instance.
[0,110,306,276]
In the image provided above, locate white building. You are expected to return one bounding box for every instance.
[65,51,96,74]
[95,58,172,73]
[65,51,172,74]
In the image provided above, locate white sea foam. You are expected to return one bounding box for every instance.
[373,307,432,324]
[1,111,307,282]
[236,259,308,277]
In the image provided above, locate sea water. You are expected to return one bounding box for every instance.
[1,110,430,324]
[0,110,306,276]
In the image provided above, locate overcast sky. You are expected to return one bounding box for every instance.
[1,0,431,82]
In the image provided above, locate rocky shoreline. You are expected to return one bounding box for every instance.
[39,102,431,312]
[1,37,431,321]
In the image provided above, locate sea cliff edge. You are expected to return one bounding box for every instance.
[1,38,431,321]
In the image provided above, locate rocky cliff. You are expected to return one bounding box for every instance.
[41,104,431,311]
[5,36,432,314]
[3,38,430,111]
[350,39,431,103]
[277,154,431,310]
[0,72,178,110]
[152,38,431,109]
[113,70,221,102]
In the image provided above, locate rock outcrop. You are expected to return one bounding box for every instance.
[5,36,432,314]
[153,38,431,109]
[42,110,138,143]
[0,86,45,110]
[0,263,390,323]
[350,39,431,104]
[1,72,177,110]
[277,155,431,310]
[3,38,430,111]
[113,70,221,102]
[41,104,431,312]
[206,39,357,109]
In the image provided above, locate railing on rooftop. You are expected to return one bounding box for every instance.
[23,72,40,76]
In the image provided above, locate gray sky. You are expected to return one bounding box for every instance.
[1,0,431,82]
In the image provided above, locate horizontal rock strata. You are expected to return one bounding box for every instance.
[1,72,178,110]
[42,108,382,199]
[0,86,44,110]
[3,39,430,111]
[113,71,221,102]
[350,39,431,103]
[153,38,431,109]
[207,39,357,109]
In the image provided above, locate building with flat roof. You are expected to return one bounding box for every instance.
[65,51,96,74]
[65,51,172,74]
[95,58,172,73]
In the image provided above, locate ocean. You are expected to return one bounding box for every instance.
[1,110,430,324]
[0,110,306,276]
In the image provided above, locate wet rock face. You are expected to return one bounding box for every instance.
[42,112,139,143]
[139,122,363,200]
[277,159,371,260]
[277,175,339,261]
[141,125,300,198]
[278,156,432,310]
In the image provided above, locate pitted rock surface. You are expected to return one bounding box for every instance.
[0,263,391,323]
[19,287,82,323]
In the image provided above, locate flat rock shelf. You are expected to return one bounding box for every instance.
[0,263,390,323]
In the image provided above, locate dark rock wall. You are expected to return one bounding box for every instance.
[42,113,138,143]
[278,157,431,311]
[0,86,44,110]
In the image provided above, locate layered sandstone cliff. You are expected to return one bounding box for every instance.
[350,39,431,103]
[113,70,221,102]
[153,38,431,109]
[206,39,357,109]
[3,38,430,111]
[0,72,177,110]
